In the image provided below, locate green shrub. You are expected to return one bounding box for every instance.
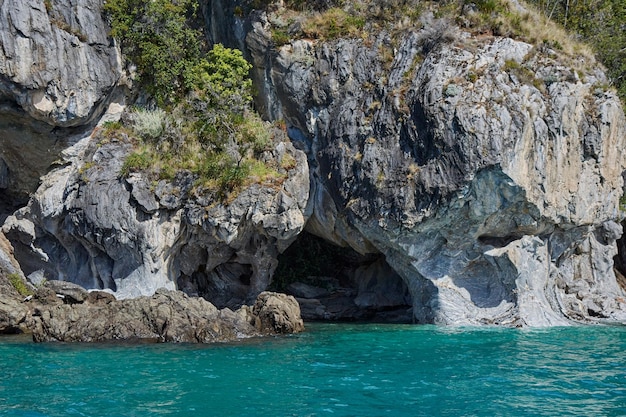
[238,116,273,156]
[105,3,286,200]
[120,149,153,177]
[190,44,253,112]
[8,273,32,297]
[271,28,292,46]
[102,120,122,130]
[474,0,500,13]
[219,163,251,194]
[503,59,521,71]
[104,0,206,105]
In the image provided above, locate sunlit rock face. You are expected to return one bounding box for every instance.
[0,1,312,310]
[2,0,626,326]
[3,130,310,306]
[0,0,123,215]
[237,10,626,325]
[0,0,121,126]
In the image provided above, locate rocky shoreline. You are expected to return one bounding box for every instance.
[0,279,304,343]
[1,0,626,329]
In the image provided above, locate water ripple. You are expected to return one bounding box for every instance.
[0,325,624,416]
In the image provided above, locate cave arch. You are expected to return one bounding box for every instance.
[271,231,413,322]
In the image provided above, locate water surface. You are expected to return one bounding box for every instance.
[1,323,624,416]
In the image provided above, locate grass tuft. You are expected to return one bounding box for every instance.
[8,273,32,297]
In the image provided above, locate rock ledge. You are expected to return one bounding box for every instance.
[27,284,303,343]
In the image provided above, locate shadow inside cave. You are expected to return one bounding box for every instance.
[270,231,414,323]
[612,227,626,292]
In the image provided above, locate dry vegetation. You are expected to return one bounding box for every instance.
[263,0,597,74]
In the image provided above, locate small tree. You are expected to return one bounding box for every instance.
[104,0,205,105]
[105,1,276,198]
[184,44,255,152]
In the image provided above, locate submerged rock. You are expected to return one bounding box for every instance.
[29,288,303,343]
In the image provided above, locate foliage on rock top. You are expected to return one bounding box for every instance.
[103,1,285,201]
[8,273,32,297]
[261,0,599,81]
[115,44,281,200]
[104,0,209,105]
[526,0,626,102]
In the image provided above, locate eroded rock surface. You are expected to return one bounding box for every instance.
[237,11,626,325]
[251,291,304,333]
[4,122,310,308]
[0,0,122,126]
[28,287,303,343]
[0,0,123,215]
[3,0,626,328]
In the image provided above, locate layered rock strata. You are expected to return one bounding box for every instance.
[238,10,626,325]
[2,0,626,327]
[28,282,303,342]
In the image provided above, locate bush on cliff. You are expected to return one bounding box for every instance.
[104,0,206,105]
[119,43,278,199]
[526,0,626,101]
[104,0,280,199]
[8,273,32,297]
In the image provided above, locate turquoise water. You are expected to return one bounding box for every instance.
[1,324,625,417]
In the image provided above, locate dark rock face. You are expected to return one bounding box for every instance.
[28,288,303,343]
[275,231,412,321]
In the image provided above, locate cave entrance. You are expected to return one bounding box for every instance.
[271,231,413,323]
[613,233,626,292]
[0,188,27,225]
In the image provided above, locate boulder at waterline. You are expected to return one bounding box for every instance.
[28,288,304,343]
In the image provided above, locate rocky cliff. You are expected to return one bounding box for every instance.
[1,0,626,328]
[28,284,303,343]
[0,0,123,208]
[4,120,309,307]
[206,0,626,325]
